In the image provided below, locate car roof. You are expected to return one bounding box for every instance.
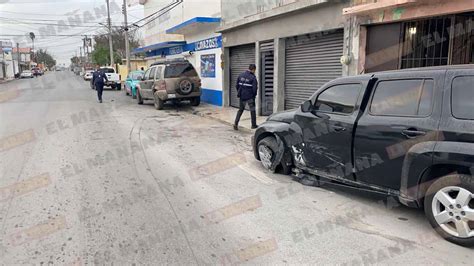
[374,64,474,74]
[150,58,190,67]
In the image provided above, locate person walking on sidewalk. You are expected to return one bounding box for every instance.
[234,64,258,130]
[92,66,108,103]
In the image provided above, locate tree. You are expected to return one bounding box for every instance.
[92,29,141,61]
[70,56,80,65]
[91,45,109,66]
[35,49,56,69]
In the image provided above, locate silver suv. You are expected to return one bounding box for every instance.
[136,59,202,110]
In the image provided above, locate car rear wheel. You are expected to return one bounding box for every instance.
[154,92,164,110]
[190,97,200,106]
[137,89,144,105]
[424,174,474,247]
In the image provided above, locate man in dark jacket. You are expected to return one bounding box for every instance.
[234,64,258,130]
[92,66,108,103]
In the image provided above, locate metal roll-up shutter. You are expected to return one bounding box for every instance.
[230,44,255,108]
[285,30,344,110]
[260,41,274,115]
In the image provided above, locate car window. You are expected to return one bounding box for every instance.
[314,84,362,114]
[164,63,198,78]
[154,67,162,79]
[100,68,115,73]
[370,79,434,117]
[148,67,156,80]
[144,69,151,80]
[452,76,474,120]
[131,72,144,80]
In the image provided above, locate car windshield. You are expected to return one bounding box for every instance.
[164,63,198,78]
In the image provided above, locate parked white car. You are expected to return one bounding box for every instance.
[100,67,121,90]
[20,70,34,78]
[83,70,94,81]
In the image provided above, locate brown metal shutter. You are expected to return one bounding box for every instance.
[285,30,344,110]
[260,41,275,115]
[230,44,255,108]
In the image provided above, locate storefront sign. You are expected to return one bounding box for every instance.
[195,37,220,51]
[201,54,216,78]
[169,46,183,55]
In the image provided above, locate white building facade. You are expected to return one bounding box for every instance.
[135,0,223,106]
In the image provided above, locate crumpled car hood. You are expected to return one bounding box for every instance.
[267,109,296,124]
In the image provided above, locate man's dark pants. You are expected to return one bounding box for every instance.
[96,83,104,101]
[234,98,257,127]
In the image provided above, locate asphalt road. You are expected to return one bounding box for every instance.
[0,72,473,264]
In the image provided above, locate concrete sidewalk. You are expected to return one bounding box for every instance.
[190,103,268,132]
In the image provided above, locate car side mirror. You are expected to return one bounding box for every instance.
[301,100,313,113]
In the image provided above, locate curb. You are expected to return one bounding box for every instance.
[188,108,254,134]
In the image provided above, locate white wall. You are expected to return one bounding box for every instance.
[142,0,221,46]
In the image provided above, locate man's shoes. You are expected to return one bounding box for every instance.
[233,124,238,131]
[99,100,102,103]
[251,125,259,129]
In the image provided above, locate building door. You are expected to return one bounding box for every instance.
[285,30,344,110]
[229,44,255,108]
[260,41,274,116]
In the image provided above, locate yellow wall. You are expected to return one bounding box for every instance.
[117,61,147,81]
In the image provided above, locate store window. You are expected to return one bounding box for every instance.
[401,17,452,69]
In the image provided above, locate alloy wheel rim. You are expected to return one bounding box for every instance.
[432,186,474,238]
[180,80,192,93]
[258,145,273,169]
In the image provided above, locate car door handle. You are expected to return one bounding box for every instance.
[401,129,426,139]
[332,125,346,132]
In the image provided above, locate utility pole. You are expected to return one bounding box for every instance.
[16,43,20,74]
[123,0,131,73]
[79,47,83,68]
[106,0,114,67]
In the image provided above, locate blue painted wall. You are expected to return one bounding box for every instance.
[201,88,222,106]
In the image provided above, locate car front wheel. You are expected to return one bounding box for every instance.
[424,174,474,247]
[137,89,144,105]
[257,136,291,174]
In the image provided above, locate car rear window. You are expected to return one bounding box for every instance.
[370,79,434,117]
[100,68,115,73]
[164,63,198,78]
[452,76,474,120]
[131,72,144,80]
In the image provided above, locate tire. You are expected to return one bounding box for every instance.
[190,97,200,106]
[137,89,144,105]
[257,136,291,175]
[424,174,474,247]
[153,92,164,110]
[176,78,193,95]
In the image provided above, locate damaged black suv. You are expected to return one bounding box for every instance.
[253,65,474,247]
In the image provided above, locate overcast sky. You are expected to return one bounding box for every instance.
[0,0,144,65]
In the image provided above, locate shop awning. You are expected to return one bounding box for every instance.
[166,17,221,35]
[132,41,186,54]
